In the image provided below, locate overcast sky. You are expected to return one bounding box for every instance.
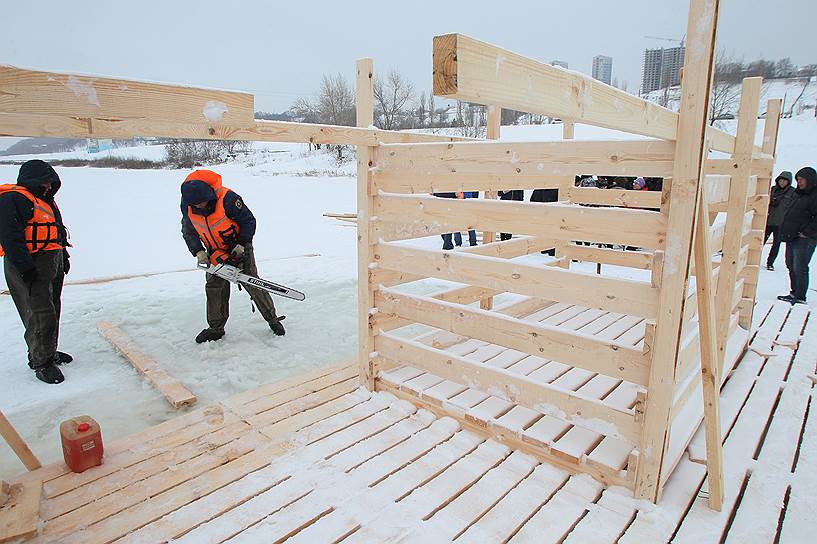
[1,0,816,112]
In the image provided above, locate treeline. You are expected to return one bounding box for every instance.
[716,55,817,84]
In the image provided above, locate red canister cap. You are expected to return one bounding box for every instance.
[77,422,91,433]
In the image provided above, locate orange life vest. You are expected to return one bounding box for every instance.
[0,184,65,257]
[183,170,240,265]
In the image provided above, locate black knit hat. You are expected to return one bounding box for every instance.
[18,159,60,185]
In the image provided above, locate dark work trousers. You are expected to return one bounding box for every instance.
[441,231,477,249]
[499,190,524,240]
[784,237,817,301]
[764,225,783,267]
[4,249,64,368]
[205,243,278,332]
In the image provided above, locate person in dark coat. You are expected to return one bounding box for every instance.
[778,167,817,304]
[764,171,795,270]
[498,190,524,240]
[0,160,72,384]
[531,188,559,255]
[433,192,460,250]
[461,191,479,247]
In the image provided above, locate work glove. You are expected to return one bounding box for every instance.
[231,244,245,259]
[196,250,209,266]
[63,250,71,275]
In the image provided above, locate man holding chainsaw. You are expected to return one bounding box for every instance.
[180,169,286,342]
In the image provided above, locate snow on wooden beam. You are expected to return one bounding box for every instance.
[373,242,659,318]
[374,139,676,193]
[374,193,667,249]
[97,322,197,409]
[432,33,743,154]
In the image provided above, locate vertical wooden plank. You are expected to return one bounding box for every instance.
[356,58,376,390]
[562,119,575,139]
[634,0,720,503]
[692,181,724,510]
[554,119,576,267]
[714,78,761,348]
[740,98,782,327]
[0,411,41,471]
[479,105,501,311]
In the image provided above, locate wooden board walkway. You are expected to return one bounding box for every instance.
[5,300,814,543]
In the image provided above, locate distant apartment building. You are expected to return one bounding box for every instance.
[551,60,568,69]
[641,46,685,94]
[591,55,613,85]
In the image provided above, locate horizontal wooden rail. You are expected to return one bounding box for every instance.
[706,157,775,178]
[376,287,650,386]
[374,193,667,248]
[376,332,641,443]
[373,139,676,193]
[564,187,662,209]
[565,244,654,270]
[432,33,744,154]
[373,242,659,317]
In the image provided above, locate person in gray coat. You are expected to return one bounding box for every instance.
[765,171,796,270]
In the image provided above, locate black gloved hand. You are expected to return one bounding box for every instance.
[63,250,71,275]
[21,268,38,286]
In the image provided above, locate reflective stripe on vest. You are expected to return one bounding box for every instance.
[0,184,64,257]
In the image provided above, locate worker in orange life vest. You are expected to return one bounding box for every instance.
[180,169,285,343]
[0,160,72,384]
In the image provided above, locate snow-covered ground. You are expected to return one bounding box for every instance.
[1,118,816,478]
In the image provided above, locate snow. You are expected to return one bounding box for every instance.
[1,115,816,480]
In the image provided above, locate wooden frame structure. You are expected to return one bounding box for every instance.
[359,0,780,504]
[0,0,779,513]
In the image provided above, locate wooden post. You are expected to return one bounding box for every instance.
[634,0,720,502]
[0,411,41,471]
[0,481,9,507]
[356,58,376,390]
[692,178,725,510]
[554,119,576,267]
[479,104,501,311]
[740,98,782,328]
[714,77,761,353]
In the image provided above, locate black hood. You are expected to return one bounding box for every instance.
[17,159,61,198]
[795,167,817,194]
[181,179,217,206]
[775,171,793,187]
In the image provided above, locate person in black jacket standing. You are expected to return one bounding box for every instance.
[765,171,795,270]
[778,167,817,304]
[0,160,72,384]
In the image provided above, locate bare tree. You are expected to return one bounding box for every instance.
[317,73,355,126]
[417,91,427,128]
[709,51,742,125]
[373,69,415,130]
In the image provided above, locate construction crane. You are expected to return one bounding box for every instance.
[642,35,686,105]
[644,35,686,47]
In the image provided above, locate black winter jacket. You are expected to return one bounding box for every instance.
[780,168,817,242]
[767,172,795,227]
[0,162,67,273]
[180,190,257,256]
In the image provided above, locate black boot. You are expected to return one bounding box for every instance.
[195,328,225,343]
[34,363,64,384]
[270,316,286,337]
[56,351,73,365]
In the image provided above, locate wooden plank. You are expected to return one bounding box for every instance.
[565,187,662,209]
[0,482,40,543]
[374,140,676,193]
[374,242,658,318]
[0,65,255,126]
[0,411,41,471]
[375,288,649,386]
[376,333,641,443]
[481,104,501,310]
[634,0,720,503]
[714,77,762,358]
[374,193,666,248]
[432,33,678,141]
[563,488,637,544]
[691,177,725,510]
[357,58,376,390]
[97,321,196,408]
[566,244,654,270]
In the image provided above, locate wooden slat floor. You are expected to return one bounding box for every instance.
[6,300,813,543]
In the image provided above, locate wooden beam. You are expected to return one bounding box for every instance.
[481,104,502,310]
[375,288,650,386]
[374,193,667,248]
[373,139,676,193]
[373,242,659,317]
[357,58,376,391]
[97,322,197,408]
[714,77,761,356]
[0,411,41,471]
[564,187,662,208]
[376,333,641,443]
[0,481,41,543]
[634,0,720,503]
[691,178,725,511]
[566,244,654,270]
